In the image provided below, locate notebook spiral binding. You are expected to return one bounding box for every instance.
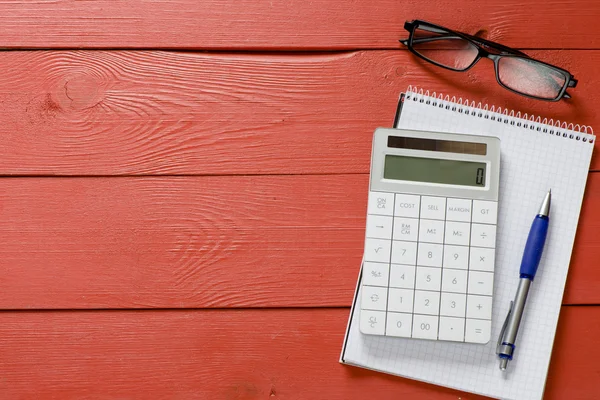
[405,86,595,144]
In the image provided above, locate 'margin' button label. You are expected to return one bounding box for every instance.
[446,198,472,222]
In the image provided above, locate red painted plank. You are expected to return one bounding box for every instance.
[0,1,598,49]
[0,174,597,309]
[0,50,597,175]
[0,307,595,399]
[0,175,365,309]
[563,169,600,304]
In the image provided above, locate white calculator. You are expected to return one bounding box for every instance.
[359,128,500,344]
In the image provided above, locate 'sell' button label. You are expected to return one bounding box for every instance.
[420,196,446,220]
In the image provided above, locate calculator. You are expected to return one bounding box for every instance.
[359,128,500,344]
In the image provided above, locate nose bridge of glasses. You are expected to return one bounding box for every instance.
[465,34,529,57]
[474,50,502,71]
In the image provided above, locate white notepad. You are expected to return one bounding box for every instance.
[341,87,595,400]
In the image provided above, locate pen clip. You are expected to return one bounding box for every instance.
[496,301,513,355]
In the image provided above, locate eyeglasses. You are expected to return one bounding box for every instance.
[400,20,577,102]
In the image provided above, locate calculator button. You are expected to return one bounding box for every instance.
[362,262,390,287]
[368,191,394,216]
[393,217,419,241]
[360,310,386,335]
[470,223,497,248]
[366,215,393,239]
[420,196,446,220]
[468,271,494,296]
[472,200,498,224]
[417,242,443,267]
[438,316,465,342]
[465,318,491,344]
[415,266,441,291]
[440,292,466,318]
[386,312,413,338]
[413,290,440,316]
[444,221,470,246]
[361,286,388,311]
[443,245,469,270]
[441,268,468,293]
[418,219,445,243]
[388,288,414,313]
[364,238,391,263]
[365,238,392,263]
[466,294,493,320]
[389,264,416,289]
[446,198,472,222]
[391,241,417,265]
[469,247,496,272]
[394,194,420,218]
[412,314,439,340]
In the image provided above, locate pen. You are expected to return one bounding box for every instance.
[497,190,551,371]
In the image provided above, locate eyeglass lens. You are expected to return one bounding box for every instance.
[410,24,569,100]
[411,26,478,71]
[497,57,566,100]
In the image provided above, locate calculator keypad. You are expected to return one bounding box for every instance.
[361,192,497,344]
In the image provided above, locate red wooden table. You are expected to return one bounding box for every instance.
[0,2,599,399]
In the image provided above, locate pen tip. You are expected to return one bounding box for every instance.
[538,190,551,217]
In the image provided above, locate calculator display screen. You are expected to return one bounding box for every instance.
[384,155,486,187]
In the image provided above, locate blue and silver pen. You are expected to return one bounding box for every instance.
[497,190,551,371]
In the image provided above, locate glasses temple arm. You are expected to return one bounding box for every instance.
[402,33,529,58]
[400,34,466,45]
[562,79,577,99]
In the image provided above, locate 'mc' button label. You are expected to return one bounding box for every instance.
[394,194,420,218]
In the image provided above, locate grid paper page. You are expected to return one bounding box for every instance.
[341,90,594,400]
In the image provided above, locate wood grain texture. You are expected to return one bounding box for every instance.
[0,307,594,399]
[0,173,597,309]
[0,50,598,175]
[0,1,598,50]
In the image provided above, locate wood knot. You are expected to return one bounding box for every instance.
[59,73,105,111]
[473,28,489,39]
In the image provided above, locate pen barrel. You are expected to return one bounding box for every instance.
[503,278,532,347]
[519,215,549,280]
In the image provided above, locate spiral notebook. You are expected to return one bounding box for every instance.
[340,87,595,400]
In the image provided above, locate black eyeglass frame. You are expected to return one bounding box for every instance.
[400,20,578,102]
